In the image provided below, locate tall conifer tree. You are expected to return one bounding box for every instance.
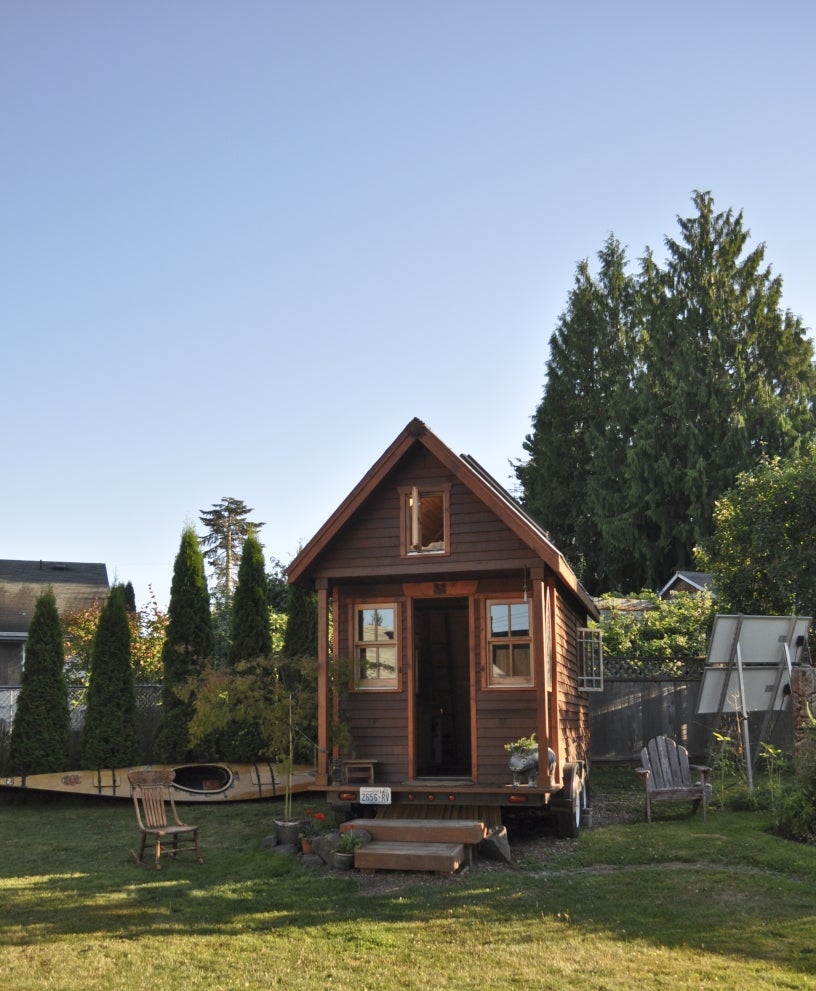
[228,530,271,666]
[153,526,213,762]
[516,235,637,590]
[81,586,140,769]
[8,588,71,775]
[517,192,816,593]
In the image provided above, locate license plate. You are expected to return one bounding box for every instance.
[359,786,391,805]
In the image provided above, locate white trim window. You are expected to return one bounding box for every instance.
[353,604,398,689]
[578,627,603,692]
[487,600,533,687]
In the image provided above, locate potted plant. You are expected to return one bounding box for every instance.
[333,831,363,870]
[299,808,328,854]
[504,732,540,787]
[272,693,307,844]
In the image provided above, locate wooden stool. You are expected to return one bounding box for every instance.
[341,759,377,784]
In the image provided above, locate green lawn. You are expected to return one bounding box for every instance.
[1,770,814,991]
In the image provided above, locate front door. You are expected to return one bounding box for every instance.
[412,597,471,777]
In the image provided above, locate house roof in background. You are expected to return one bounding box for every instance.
[0,560,110,635]
[658,571,715,598]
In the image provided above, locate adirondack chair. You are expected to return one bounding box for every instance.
[635,736,711,823]
[128,769,203,868]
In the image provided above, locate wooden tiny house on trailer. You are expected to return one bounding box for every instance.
[288,418,601,844]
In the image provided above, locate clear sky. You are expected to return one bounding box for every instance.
[3,1,815,611]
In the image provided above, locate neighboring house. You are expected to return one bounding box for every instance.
[0,559,110,687]
[658,571,715,599]
[287,418,601,824]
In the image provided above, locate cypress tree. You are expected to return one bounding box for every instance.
[81,586,140,769]
[153,526,213,762]
[228,530,271,666]
[8,588,71,775]
[282,583,317,659]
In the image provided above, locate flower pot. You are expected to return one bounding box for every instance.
[274,818,305,846]
[300,837,314,855]
[333,850,355,870]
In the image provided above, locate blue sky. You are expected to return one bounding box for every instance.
[3,2,815,610]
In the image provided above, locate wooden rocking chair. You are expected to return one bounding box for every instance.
[128,769,203,868]
[635,736,711,823]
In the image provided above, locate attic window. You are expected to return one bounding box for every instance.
[402,485,449,555]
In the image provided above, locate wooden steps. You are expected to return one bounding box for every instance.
[340,812,489,874]
[355,841,466,873]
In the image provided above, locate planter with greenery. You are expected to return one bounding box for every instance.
[504,733,540,786]
[333,831,363,869]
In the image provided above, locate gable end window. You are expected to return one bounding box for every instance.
[578,627,603,692]
[353,604,398,690]
[400,485,450,556]
[487,600,533,687]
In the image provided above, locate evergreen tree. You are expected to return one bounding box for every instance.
[122,581,137,612]
[282,583,317,659]
[517,192,816,593]
[228,530,271,666]
[516,235,637,591]
[199,497,263,663]
[153,526,214,762]
[199,497,263,601]
[80,586,140,769]
[7,588,71,775]
[627,191,816,586]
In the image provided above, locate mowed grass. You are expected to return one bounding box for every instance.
[1,769,815,991]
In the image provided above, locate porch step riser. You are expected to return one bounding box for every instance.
[355,841,465,873]
[341,818,486,845]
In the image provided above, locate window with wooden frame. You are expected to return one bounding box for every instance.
[486,600,533,687]
[578,627,603,692]
[353,604,398,690]
[401,485,449,555]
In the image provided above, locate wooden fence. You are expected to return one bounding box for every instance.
[590,678,793,763]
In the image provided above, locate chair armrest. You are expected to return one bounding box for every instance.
[634,768,650,779]
[690,764,711,774]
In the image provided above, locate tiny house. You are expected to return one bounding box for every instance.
[288,418,601,836]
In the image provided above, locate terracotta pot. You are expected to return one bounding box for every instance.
[301,837,314,855]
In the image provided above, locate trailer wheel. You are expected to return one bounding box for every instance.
[556,764,586,838]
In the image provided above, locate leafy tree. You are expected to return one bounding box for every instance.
[597,589,717,678]
[697,449,816,622]
[153,526,213,762]
[80,586,140,769]
[228,530,271,666]
[7,588,71,775]
[62,593,167,698]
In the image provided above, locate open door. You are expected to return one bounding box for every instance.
[412,597,471,777]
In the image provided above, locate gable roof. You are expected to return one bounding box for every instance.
[288,417,598,619]
[658,571,715,598]
[0,560,110,635]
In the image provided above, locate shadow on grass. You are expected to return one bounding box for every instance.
[1,792,815,982]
